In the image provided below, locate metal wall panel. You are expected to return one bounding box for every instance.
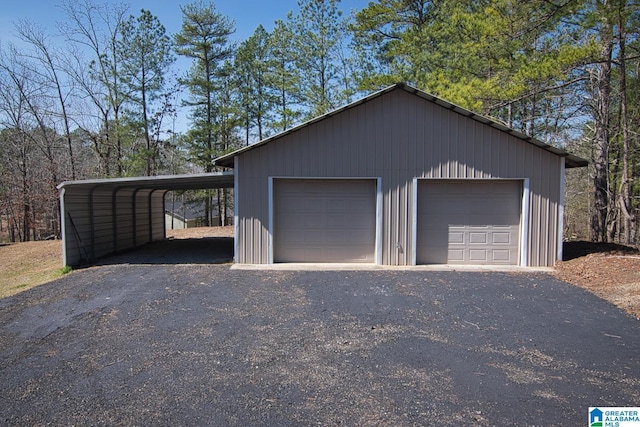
[235,88,562,267]
[60,186,168,266]
[151,191,166,241]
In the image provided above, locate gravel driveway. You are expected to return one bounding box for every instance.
[1,251,639,425]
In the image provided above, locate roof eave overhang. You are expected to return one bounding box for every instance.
[564,155,589,169]
[57,171,235,193]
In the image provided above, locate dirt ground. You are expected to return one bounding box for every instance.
[554,241,640,319]
[167,225,234,239]
[0,227,638,319]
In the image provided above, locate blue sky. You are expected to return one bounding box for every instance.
[1,0,369,45]
[0,0,370,135]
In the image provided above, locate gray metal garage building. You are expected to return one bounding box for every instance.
[59,83,587,268]
[215,83,587,268]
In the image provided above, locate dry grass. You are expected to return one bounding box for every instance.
[0,227,234,299]
[0,241,65,299]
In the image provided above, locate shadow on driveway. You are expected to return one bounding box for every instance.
[93,237,234,266]
[1,266,639,426]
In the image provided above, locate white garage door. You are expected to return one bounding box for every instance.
[274,179,376,263]
[417,180,521,265]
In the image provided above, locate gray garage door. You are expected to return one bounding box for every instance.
[274,179,376,263]
[417,180,521,265]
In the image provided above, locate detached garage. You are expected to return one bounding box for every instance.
[216,83,587,268]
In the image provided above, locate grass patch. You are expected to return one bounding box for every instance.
[0,241,64,299]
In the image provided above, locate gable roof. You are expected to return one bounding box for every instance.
[214,83,588,169]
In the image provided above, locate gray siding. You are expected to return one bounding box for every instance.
[61,186,167,266]
[235,89,562,267]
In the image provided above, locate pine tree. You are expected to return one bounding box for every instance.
[175,1,234,169]
[175,1,234,225]
[234,25,275,144]
[118,9,174,176]
[288,0,347,117]
[268,19,302,132]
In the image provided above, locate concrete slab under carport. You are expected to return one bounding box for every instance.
[58,172,234,267]
[93,236,234,266]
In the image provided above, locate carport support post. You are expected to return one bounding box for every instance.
[375,177,383,265]
[149,190,157,243]
[411,178,418,265]
[132,189,140,247]
[59,188,67,267]
[162,191,168,240]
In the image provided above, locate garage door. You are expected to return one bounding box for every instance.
[274,179,376,263]
[417,180,521,265]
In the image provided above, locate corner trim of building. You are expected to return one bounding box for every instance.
[375,177,383,265]
[520,178,530,267]
[234,156,239,263]
[557,158,566,262]
[267,176,274,264]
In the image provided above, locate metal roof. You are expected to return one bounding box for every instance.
[214,83,588,169]
[57,172,235,192]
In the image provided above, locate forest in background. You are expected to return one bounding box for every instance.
[0,0,638,245]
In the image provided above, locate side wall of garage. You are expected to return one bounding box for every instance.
[233,89,563,267]
[60,186,166,266]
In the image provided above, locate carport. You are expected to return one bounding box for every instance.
[58,172,234,266]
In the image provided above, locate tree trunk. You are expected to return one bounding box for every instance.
[141,69,153,177]
[204,190,211,227]
[617,6,633,244]
[591,16,613,243]
[216,188,223,226]
[9,211,18,243]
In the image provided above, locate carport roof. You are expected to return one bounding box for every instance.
[57,172,234,192]
[214,83,588,169]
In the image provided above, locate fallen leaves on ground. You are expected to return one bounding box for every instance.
[554,241,640,319]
